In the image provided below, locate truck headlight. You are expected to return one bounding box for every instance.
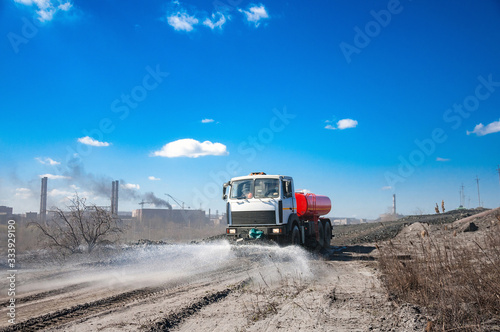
[227,228,236,234]
[272,228,282,234]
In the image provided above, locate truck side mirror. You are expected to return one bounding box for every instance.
[222,181,230,200]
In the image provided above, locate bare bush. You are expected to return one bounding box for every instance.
[29,195,122,254]
[378,224,500,330]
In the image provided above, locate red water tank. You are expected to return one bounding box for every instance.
[295,192,331,220]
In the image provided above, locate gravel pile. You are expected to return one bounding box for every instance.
[331,208,489,245]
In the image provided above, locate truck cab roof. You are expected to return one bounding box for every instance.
[230,174,290,182]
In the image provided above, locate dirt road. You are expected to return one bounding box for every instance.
[0,240,428,332]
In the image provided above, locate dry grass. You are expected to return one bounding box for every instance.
[378,219,500,331]
[240,269,307,323]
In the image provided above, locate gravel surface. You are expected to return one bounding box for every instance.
[331,208,488,246]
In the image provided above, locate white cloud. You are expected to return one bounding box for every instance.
[15,188,32,199]
[239,4,269,27]
[14,0,73,22]
[381,186,392,191]
[152,138,228,158]
[167,12,199,31]
[436,157,450,162]
[37,7,55,21]
[325,118,358,130]
[337,119,358,129]
[58,2,71,11]
[148,176,161,181]
[121,183,140,190]
[35,157,60,165]
[466,118,500,136]
[203,12,226,29]
[201,118,215,123]
[77,136,110,147]
[39,174,71,180]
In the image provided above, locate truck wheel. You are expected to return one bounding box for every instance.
[323,221,332,249]
[291,225,301,245]
[317,222,325,249]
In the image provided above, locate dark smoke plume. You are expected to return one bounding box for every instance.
[143,192,172,209]
[48,158,174,210]
[59,158,142,201]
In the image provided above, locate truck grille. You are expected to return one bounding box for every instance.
[231,211,276,225]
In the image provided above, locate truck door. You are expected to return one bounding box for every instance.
[281,177,295,225]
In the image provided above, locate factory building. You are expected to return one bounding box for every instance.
[0,206,14,224]
[132,208,208,227]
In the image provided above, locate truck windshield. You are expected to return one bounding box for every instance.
[230,180,254,199]
[230,178,279,199]
[255,179,279,198]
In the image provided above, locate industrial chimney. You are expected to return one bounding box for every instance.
[392,194,396,215]
[111,180,119,215]
[40,176,48,222]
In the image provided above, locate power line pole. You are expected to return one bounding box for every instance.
[475,175,481,208]
[460,183,465,207]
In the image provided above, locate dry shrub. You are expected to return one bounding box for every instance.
[378,224,500,331]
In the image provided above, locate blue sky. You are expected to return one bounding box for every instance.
[1,0,499,219]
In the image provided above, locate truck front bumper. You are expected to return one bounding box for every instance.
[226,226,285,239]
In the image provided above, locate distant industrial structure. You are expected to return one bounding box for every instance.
[0,206,13,215]
[10,177,222,231]
[132,208,208,227]
[332,217,367,226]
[0,206,14,224]
[39,176,48,223]
[378,193,404,221]
[0,206,38,224]
[208,209,225,225]
[111,180,119,216]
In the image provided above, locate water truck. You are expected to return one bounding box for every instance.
[223,172,332,248]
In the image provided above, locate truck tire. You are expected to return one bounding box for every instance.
[323,220,332,249]
[291,225,301,245]
[317,221,325,249]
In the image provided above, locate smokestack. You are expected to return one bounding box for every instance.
[392,194,396,215]
[111,180,119,215]
[40,176,47,222]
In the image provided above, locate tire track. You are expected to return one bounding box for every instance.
[149,279,250,332]
[0,258,257,331]
[0,284,166,332]
[0,282,92,308]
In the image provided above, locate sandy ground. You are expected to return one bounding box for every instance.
[0,239,429,332]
